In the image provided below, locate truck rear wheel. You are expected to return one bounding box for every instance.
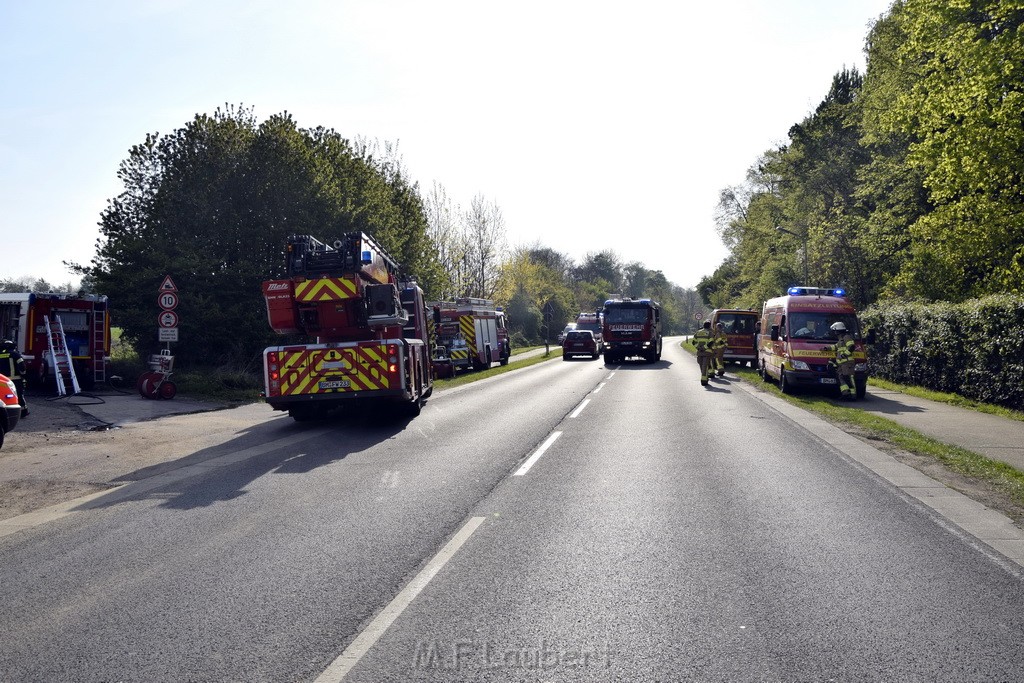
[403,395,423,417]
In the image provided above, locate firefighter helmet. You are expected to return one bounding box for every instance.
[830,322,848,333]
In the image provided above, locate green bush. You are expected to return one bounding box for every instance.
[863,295,1024,410]
[172,366,262,402]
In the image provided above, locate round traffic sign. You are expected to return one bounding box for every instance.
[158,311,179,328]
[158,291,179,310]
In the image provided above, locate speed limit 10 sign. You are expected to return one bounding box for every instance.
[158,291,179,310]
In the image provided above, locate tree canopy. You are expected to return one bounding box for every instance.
[73,106,441,367]
[701,0,1024,308]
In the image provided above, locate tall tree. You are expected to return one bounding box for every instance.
[494,246,575,341]
[423,181,463,299]
[864,0,1024,298]
[73,106,440,366]
[463,194,507,298]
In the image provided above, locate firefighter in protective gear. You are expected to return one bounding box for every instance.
[0,340,28,417]
[693,321,715,386]
[711,322,728,377]
[828,322,856,400]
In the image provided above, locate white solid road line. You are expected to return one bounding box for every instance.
[569,399,591,419]
[513,431,562,476]
[315,516,488,682]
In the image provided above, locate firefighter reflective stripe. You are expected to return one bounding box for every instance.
[276,345,393,396]
[294,277,359,302]
[834,338,855,364]
[693,330,713,353]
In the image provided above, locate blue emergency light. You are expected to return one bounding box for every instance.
[787,286,847,297]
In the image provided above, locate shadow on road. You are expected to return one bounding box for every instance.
[73,407,417,513]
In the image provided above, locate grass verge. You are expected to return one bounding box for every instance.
[434,349,559,390]
[680,340,1024,518]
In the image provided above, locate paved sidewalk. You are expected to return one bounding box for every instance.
[859,386,1024,472]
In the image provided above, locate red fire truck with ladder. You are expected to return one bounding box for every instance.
[428,298,510,372]
[0,292,111,392]
[261,232,433,420]
[601,297,663,364]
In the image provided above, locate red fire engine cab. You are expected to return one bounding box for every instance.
[428,298,510,373]
[0,292,110,389]
[601,297,663,364]
[261,232,433,420]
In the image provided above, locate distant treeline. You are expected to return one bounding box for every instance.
[68,106,704,369]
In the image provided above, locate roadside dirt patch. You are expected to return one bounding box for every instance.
[0,479,113,520]
[0,394,115,520]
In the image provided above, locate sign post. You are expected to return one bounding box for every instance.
[138,275,181,399]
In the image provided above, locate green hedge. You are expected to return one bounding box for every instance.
[862,295,1024,410]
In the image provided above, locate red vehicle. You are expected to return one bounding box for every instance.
[0,292,111,389]
[562,330,600,360]
[601,297,663,364]
[0,373,20,450]
[709,308,759,367]
[574,311,604,352]
[428,298,510,372]
[261,232,433,420]
[758,286,874,398]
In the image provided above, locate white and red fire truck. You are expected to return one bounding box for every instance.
[0,292,111,389]
[261,232,433,420]
[428,298,510,373]
[601,297,663,364]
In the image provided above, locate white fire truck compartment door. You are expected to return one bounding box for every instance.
[475,317,496,353]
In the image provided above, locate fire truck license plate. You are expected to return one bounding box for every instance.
[821,377,837,384]
[319,380,350,389]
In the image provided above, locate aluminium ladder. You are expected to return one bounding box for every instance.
[91,303,107,384]
[44,315,81,396]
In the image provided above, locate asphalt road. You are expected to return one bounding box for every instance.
[2,341,1024,681]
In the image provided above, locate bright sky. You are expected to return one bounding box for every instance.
[1,0,892,291]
